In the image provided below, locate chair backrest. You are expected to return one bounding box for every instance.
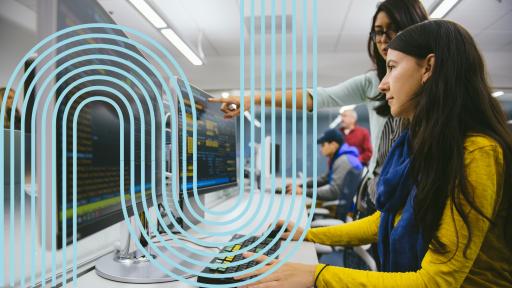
[335,167,362,220]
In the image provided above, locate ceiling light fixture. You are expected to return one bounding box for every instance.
[430,0,460,18]
[128,0,167,29]
[329,116,342,129]
[492,91,504,97]
[339,104,356,114]
[244,111,261,128]
[161,28,203,66]
[128,0,203,66]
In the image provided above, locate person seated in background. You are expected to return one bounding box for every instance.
[286,129,363,216]
[1,87,22,130]
[238,20,512,288]
[339,108,372,166]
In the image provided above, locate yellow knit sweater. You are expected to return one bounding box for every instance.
[306,135,511,287]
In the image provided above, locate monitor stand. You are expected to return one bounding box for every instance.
[95,246,209,283]
[95,214,210,283]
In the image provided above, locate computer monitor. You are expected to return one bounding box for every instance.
[53,0,163,249]
[34,0,237,284]
[261,136,280,176]
[273,142,281,175]
[35,0,168,284]
[176,78,238,194]
[254,136,281,191]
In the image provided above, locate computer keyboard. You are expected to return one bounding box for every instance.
[196,234,281,286]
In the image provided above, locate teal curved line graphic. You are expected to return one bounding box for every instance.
[25,40,280,241]
[27,45,167,286]
[0,0,319,285]
[24,38,296,286]
[45,72,271,278]
[11,27,272,264]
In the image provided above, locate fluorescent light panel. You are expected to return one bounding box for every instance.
[329,116,342,129]
[128,0,167,29]
[244,111,261,128]
[339,104,356,114]
[128,0,203,66]
[161,28,203,66]
[492,91,504,97]
[430,0,460,18]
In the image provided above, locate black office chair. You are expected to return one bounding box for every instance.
[311,167,362,222]
[310,168,377,271]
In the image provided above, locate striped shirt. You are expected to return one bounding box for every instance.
[360,117,407,208]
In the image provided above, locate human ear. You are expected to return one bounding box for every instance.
[422,53,435,84]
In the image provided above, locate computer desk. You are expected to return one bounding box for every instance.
[77,191,318,287]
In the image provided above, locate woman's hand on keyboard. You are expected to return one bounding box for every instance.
[235,252,315,288]
[274,219,304,241]
[286,184,303,195]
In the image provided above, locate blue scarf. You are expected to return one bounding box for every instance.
[376,130,428,272]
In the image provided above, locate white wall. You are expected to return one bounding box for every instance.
[0,16,37,89]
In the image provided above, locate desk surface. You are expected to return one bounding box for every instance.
[78,191,317,287]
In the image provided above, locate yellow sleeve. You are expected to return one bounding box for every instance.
[305,211,380,246]
[314,143,503,288]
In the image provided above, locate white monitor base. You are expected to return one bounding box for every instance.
[95,247,210,283]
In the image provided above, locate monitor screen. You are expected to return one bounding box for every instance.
[274,143,280,175]
[176,78,237,194]
[54,0,163,247]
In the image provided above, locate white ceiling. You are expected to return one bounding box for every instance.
[7,0,512,90]
[98,0,512,90]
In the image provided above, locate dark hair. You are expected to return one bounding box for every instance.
[1,87,22,129]
[388,20,512,257]
[318,128,345,146]
[366,0,429,116]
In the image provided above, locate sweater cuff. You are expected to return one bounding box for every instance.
[305,229,313,242]
[314,264,329,288]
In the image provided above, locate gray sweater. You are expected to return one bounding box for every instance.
[304,155,353,202]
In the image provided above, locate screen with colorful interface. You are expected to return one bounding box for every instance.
[176,78,237,194]
[55,0,163,247]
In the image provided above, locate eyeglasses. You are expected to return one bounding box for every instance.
[370,29,398,41]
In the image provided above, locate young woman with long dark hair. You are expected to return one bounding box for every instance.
[238,20,512,288]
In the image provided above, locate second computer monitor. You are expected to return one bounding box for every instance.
[176,78,237,194]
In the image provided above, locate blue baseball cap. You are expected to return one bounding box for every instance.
[317,129,344,145]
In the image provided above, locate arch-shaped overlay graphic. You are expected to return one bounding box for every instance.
[1,0,319,284]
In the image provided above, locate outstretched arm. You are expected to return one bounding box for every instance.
[208,89,312,119]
